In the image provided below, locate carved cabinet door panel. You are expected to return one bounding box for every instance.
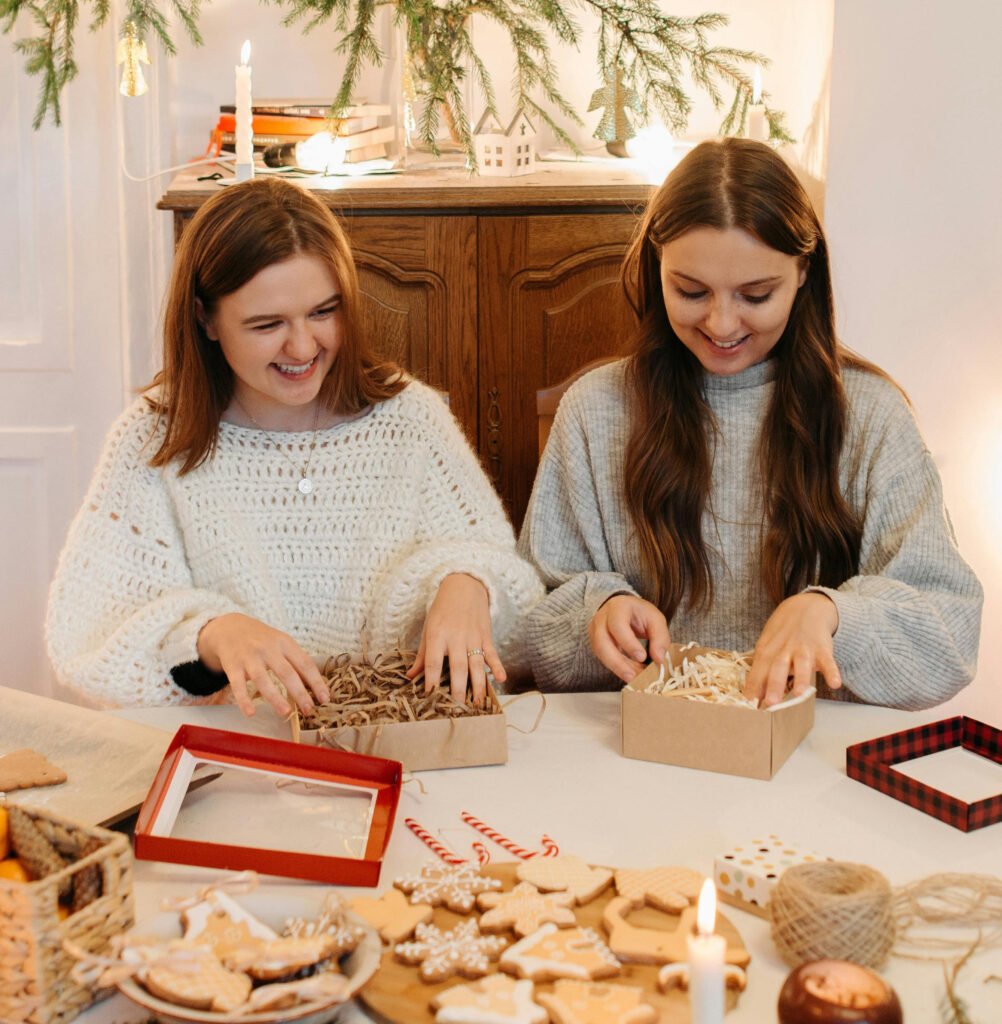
[344,215,478,444]
[478,213,640,526]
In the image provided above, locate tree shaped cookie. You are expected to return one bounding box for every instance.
[614,866,704,913]
[431,973,547,1024]
[395,861,502,913]
[516,855,612,905]
[536,979,658,1024]
[350,888,433,943]
[478,882,576,937]
[395,919,508,983]
[500,923,620,982]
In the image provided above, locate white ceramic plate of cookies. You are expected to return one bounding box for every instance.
[116,891,381,1024]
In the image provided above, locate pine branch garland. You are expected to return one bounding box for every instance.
[3,0,794,153]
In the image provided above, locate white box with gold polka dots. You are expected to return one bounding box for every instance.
[714,835,829,919]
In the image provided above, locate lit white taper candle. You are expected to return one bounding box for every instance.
[747,66,769,143]
[688,879,726,1024]
[235,40,254,180]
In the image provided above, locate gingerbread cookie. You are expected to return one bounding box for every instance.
[7,805,70,896]
[222,934,338,980]
[0,748,67,792]
[350,888,434,943]
[395,919,508,983]
[516,856,612,905]
[602,897,751,968]
[478,882,576,937]
[182,891,277,961]
[142,945,252,1013]
[284,892,366,955]
[431,973,547,1024]
[536,979,658,1024]
[246,972,351,1013]
[500,923,620,982]
[614,866,704,913]
[395,861,502,913]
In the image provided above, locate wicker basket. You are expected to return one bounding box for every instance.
[0,803,134,1024]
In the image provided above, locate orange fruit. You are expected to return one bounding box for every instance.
[0,858,30,883]
[0,806,8,859]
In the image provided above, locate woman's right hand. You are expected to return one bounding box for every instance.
[197,613,330,717]
[589,594,671,683]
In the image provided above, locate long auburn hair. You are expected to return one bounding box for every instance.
[144,176,404,473]
[622,137,881,619]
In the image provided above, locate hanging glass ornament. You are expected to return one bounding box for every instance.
[117,21,150,98]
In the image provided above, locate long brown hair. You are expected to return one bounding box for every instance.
[622,137,881,619]
[145,176,404,473]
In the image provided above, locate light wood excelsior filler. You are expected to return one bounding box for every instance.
[158,163,653,526]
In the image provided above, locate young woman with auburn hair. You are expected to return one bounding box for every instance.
[48,176,542,715]
[519,138,982,708]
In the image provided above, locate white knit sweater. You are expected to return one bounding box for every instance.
[46,381,544,707]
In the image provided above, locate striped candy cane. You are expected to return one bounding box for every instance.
[404,818,467,865]
[472,841,492,867]
[540,834,561,857]
[460,811,558,860]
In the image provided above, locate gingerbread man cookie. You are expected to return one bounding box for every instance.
[477,882,576,937]
[614,866,704,913]
[395,861,502,913]
[349,888,434,943]
[515,855,612,905]
[536,979,658,1024]
[431,973,547,1024]
[395,919,508,983]
[499,923,620,982]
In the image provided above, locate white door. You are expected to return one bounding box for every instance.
[0,16,168,701]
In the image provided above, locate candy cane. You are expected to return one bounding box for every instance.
[404,818,467,864]
[460,811,557,860]
[472,841,492,867]
[540,834,561,857]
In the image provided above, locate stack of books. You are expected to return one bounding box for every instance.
[213,99,394,164]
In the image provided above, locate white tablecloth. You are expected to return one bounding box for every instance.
[76,695,1002,1023]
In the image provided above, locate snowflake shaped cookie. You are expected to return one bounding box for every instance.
[395,861,502,913]
[516,855,613,905]
[395,919,509,983]
[536,979,658,1024]
[477,882,576,937]
[431,973,547,1024]
[500,923,620,982]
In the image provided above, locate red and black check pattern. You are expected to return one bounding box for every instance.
[846,717,1002,832]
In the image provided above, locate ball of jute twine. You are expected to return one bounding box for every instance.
[770,861,896,968]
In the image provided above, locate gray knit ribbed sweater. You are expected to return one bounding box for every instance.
[518,358,983,708]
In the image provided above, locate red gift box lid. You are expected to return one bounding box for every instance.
[134,724,402,885]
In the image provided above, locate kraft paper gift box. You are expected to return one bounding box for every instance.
[714,835,830,918]
[291,681,509,772]
[621,646,815,780]
[134,725,402,885]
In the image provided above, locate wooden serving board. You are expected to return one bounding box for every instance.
[358,863,747,1023]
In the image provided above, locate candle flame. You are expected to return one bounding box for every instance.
[752,67,762,105]
[240,40,251,65]
[697,878,717,936]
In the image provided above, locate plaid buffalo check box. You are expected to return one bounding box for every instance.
[846,717,1002,832]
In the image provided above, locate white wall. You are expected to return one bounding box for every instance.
[825,0,1002,723]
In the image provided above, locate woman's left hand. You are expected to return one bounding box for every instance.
[406,573,505,706]
[743,592,842,707]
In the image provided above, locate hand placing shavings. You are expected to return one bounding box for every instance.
[300,650,497,729]
[643,643,757,707]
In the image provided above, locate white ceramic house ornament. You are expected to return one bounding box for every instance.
[473,109,537,177]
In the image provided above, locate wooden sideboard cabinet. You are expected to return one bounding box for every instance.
[159,164,652,525]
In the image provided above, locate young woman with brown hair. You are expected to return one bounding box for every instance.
[519,138,982,708]
[47,177,542,715]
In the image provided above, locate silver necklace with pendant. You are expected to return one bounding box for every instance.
[232,398,321,494]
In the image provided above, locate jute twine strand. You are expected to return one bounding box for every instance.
[770,862,1002,970]
[769,861,896,968]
